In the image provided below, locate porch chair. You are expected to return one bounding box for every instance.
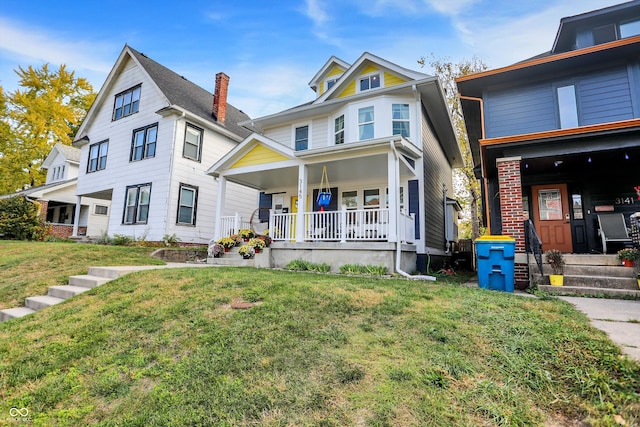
[597,213,632,254]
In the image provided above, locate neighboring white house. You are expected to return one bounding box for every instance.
[1,143,109,238]
[71,45,256,244]
[208,53,462,273]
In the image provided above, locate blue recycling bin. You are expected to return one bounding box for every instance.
[475,236,515,292]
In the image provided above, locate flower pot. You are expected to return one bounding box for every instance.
[254,248,261,254]
[549,274,564,286]
[621,259,635,267]
[224,247,229,253]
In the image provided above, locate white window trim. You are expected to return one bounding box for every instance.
[292,122,312,151]
[183,123,204,162]
[358,106,375,141]
[357,72,383,94]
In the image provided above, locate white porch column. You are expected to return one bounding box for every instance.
[72,196,82,237]
[387,151,399,242]
[214,176,227,241]
[296,164,308,242]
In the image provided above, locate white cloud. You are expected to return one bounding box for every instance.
[424,0,480,16]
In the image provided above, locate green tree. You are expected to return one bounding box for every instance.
[0,64,95,194]
[419,55,488,239]
[0,196,48,240]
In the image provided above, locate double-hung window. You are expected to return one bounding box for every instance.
[131,123,157,161]
[358,106,374,140]
[88,140,108,172]
[113,85,141,120]
[124,184,151,224]
[183,123,203,161]
[359,73,380,91]
[295,125,309,151]
[392,104,410,137]
[177,184,198,225]
[334,115,344,144]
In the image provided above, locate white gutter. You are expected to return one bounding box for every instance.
[390,139,436,281]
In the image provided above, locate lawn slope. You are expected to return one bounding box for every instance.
[0,265,638,426]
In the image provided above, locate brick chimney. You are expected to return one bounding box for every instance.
[212,72,229,124]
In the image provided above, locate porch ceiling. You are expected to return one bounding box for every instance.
[224,152,414,190]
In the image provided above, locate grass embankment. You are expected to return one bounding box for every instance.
[0,243,639,426]
[0,241,164,310]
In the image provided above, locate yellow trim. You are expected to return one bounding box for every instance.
[327,66,344,77]
[337,80,356,98]
[231,144,289,168]
[361,64,379,74]
[480,118,640,147]
[384,72,406,87]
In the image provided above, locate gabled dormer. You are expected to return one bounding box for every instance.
[314,52,428,104]
[552,0,640,53]
[41,143,80,184]
[309,56,350,97]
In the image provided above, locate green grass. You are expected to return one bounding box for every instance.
[0,241,164,310]
[0,244,639,426]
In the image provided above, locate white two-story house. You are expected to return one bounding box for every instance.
[208,53,462,273]
[71,45,256,244]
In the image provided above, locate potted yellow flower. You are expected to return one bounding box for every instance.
[248,237,266,253]
[238,245,255,259]
[217,237,237,252]
[239,229,255,241]
[617,248,640,267]
[545,249,565,286]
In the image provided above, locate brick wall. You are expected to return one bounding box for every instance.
[48,225,86,239]
[496,157,529,288]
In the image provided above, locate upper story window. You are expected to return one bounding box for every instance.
[51,165,66,181]
[183,123,203,161]
[177,184,198,225]
[334,115,345,145]
[295,125,309,151]
[131,123,157,161]
[113,85,141,120]
[593,24,617,45]
[88,140,108,173]
[326,78,338,92]
[392,104,410,138]
[359,73,380,92]
[358,106,374,140]
[620,19,640,38]
[557,85,579,128]
[124,183,151,224]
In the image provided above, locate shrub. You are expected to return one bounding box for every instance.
[0,196,48,240]
[544,250,565,275]
[111,234,134,246]
[163,233,181,247]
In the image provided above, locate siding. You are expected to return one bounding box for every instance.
[485,83,556,138]
[578,68,633,125]
[264,126,291,148]
[421,106,453,251]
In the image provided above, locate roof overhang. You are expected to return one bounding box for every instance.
[156,104,244,143]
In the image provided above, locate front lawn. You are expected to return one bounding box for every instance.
[0,261,638,426]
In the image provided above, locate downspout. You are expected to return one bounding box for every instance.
[390,139,436,281]
[165,111,185,237]
[443,183,450,254]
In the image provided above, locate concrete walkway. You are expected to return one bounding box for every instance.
[558,297,640,362]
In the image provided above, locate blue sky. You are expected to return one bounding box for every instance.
[0,0,624,119]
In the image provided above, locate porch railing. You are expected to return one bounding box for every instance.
[268,207,414,243]
[218,214,251,238]
[524,219,544,276]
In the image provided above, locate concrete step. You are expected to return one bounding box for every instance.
[533,264,636,278]
[88,265,160,279]
[68,275,112,288]
[533,273,638,290]
[0,307,37,322]
[561,254,620,266]
[539,285,640,298]
[48,285,91,299]
[25,295,65,311]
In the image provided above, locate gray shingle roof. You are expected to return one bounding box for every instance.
[54,143,81,163]
[127,46,252,139]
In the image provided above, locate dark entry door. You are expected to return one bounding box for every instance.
[532,183,573,253]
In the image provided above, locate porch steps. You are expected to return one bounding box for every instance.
[531,254,640,297]
[0,268,136,322]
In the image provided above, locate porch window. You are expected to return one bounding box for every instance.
[364,189,380,208]
[295,125,308,151]
[183,123,203,161]
[342,190,358,209]
[113,85,141,120]
[124,183,151,224]
[88,140,108,173]
[358,106,374,140]
[94,205,108,215]
[392,104,410,137]
[386,187,404,209]
[557,85,578,129]
[334,115,344,144]
[177,184,198,225]
[131,123,157,161]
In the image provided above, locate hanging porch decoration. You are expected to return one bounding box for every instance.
[316,166,332,211]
